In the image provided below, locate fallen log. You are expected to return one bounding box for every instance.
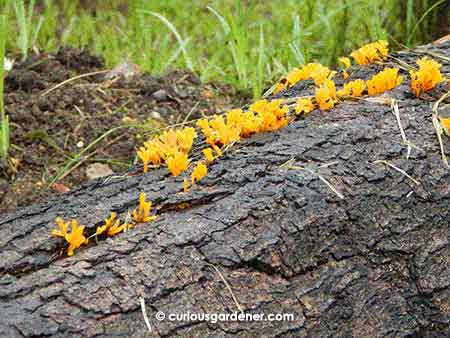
[1,40,450,338]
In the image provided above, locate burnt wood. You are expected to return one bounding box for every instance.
[1,40,450,338]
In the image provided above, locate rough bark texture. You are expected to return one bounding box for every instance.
[1,41,450,338]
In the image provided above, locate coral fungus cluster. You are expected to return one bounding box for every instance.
[367,67,403,95]
[315,79,338,110]
[135,41,448,188]
[350,40,389,65]
[410,57,444,96]
[137,127,197,175]
[51,192,157,256]
[52,39,449,258]
[132,192,158,223]
[295,98,315,115]
[337,79,366,97]
[51,218,88,256]
[197,99,290,148]
[96,212,130,237]
[274,62,335,94]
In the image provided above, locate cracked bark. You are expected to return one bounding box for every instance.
[1,40,450,338]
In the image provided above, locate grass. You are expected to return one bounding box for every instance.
[12,0,42,61]
[2,0,449,100]
[0,10,9,160]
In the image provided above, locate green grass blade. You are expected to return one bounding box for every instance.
[162,37,191,71]
[0,115,10,159]
[406,0,415,46]
[26,0,34,33]
[407,0,446,45]
[31,15,43,49]
[0,13,8,159]
[206,6,230,35]
[252,23,265,99]
[141,10,193,71]
[289,15,305,65]
[0,14,5,117]
[13,0,28,59]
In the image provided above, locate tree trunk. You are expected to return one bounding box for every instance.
[1,40,450,338]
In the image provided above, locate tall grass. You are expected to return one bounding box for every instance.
[141,10,194,72]
[406,0,447,46]
[0,12,9,159]
[4,0,449,98]
[208,2,253,91]
[13,0,42,61]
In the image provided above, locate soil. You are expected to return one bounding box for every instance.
[0,47,248,215]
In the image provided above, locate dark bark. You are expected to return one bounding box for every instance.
[1,41,450,338]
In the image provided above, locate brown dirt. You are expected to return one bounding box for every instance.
[0,47,248,215]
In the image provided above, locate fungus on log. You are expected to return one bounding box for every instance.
[1,40,450,338]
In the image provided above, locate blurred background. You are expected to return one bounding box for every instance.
[2,0,450,95]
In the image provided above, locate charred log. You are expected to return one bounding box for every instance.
[1,40,450,338]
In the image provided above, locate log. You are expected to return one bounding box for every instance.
[1,40,450,338]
